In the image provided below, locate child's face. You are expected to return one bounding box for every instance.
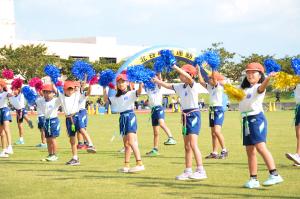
[117,79,128,91]
[246,70,261,85]
[179,74,189,83]
[43,90,55,101]
[13,89,20,95]
[64,87,75,96]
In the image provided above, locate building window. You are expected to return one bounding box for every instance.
[69,56,89,61]
[99,57,117,64]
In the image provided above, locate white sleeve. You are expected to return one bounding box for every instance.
[172,83,181,94]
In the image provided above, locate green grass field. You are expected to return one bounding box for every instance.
[0,111,299,199]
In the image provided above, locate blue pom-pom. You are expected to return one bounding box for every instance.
[71,60,95,81]
[193,55,205,67]
[160,49,176,68]
[44,64,61,84]
[263,59,281,75]
[99,69,116,87]
[291,58,300,75]
[22,86,37,105]
[203,51,221,70]
[127,65,155,90]
[57,86,64,94]
[153,57,165,73]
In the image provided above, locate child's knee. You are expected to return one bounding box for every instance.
[184,143,192,151]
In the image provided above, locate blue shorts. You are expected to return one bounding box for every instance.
[16,108,28,123]
[209,106,225,127]
[151,106,165,126]
[44,117,60,138]
[119,110,137,136]
[243,112,267,146]
[78,109,88,129]
[0,107,12,125]
[37,116,45,129]
[182,109,201,136]
[295,105,300,126]
[65,114,81,137]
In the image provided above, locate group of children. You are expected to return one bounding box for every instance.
[5,60,300,188]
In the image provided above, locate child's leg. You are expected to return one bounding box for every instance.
[49,138,57,155]
[246,145,257,176]
[296,125,300,155]
[189,134,203,167]
[46,138,52,155]
[211,127,219,153]
[127,133,141,162]
[17,122,24,139]
[3,121,12,146]
[255,142,276,170]
[0,128,6,150]
[152,126,159,149]
[184,135,193,168]
[40,128,46,144]
[77,132,84,145]
[158,119,173,138]
[69,136,78,158]
[123,135,131,166]
[214,125,226,150]
[79,128,93,146]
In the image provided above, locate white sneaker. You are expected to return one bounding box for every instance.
[244,178,260,189]
[176,171,192,180]
[285,153,300,165]
[189,170,207,180]
[129,165,145,173]
[263,175,283,186]
[118,167,130,173]
[0,151,9,158]
[5,147,13,155]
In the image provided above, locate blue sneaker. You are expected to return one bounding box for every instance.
[263,175,283,186]
[15,140,25,145]
[244,178,260,189]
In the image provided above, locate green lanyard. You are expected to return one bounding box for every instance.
[241,111,251,138]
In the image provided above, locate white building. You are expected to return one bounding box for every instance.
[0,0,145,63]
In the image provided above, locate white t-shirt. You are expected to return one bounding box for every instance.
[109,90,137,113]
[146,85,162,107]
[58,91,81,115]
[294,84,300,104]
[36,97,61,119]
[79,92,87,110]
[9,93,25,110]
[172,82,200,110]
[35,96,45,116]
[239,84,265,116]
[207,83,224,107]
[0,91,9,108]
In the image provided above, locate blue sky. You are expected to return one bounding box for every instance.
[14,0,300,57]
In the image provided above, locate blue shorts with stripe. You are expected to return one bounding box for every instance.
[119,110,137,136]
[242,112,267,146]
[16,108,28,123]
[65,114,81,137]
[37,116,45,129]
[182,109,201,136]
[44,117,60,138]
[209,106,225,127]
[78,109,88,129]
[151,106,165,126]
[0,107,12,125]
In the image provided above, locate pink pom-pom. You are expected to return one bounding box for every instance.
[89,75,98,85]
[55,80,63,87]
[2,69,14,79]
[29,77,43,91]
[108,82,115,89]
[11,78,23,90]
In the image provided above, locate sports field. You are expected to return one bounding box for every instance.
[0,111,299,199]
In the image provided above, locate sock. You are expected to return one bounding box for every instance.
[269,169,278,176]
[153,147,158,151]
[84,141,89,145]
[73,155,78,160]
[185,168,192,173]
[250,175,257,180]
[19,137,24,142]
[124,162,130,168]
[222,148,227,152]
[196,165,204,172]
[78,141,84,145]
[88,142,93,147]
[136,160,143,166]
[212,151,218,155]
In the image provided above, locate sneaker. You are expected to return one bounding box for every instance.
[36,143,47,148]
[176,170,192,180]
[118,147,125,153]
[4,147,13,155]
[46,155,58,162]
[87,146,97,153]
[164,137,177,145]
[189,170,207,180]
[244,178,260,189]
[118,167,130,173]
[218,151,229,159]
[77,144,88,150]
[66,158,80,166]
[129,165,145,173]
[41,155,51,162]
[15,140,25,145]
[285,153,300,165]
[0,151,9,158]
[205,153,219,159]
[263,175,283,186]
[28,120,34,129]
[146,149,159,156]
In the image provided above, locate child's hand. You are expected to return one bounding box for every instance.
[268,72,277,78]
[152,77,158,83]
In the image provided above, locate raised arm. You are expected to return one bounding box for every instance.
[137,83,143,96]
[172,65,194,86]
[152,77,173,90]
[196,65,207,88]
[103,87,108,104]
[258,72,276,94]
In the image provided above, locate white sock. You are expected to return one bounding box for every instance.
[73,155,78,160]
[212,151,218,155]
[19,137,24,142]
[222,148,227,152]
[185,168,192,173]
[196,165,204,172]
[88,142,93,147]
